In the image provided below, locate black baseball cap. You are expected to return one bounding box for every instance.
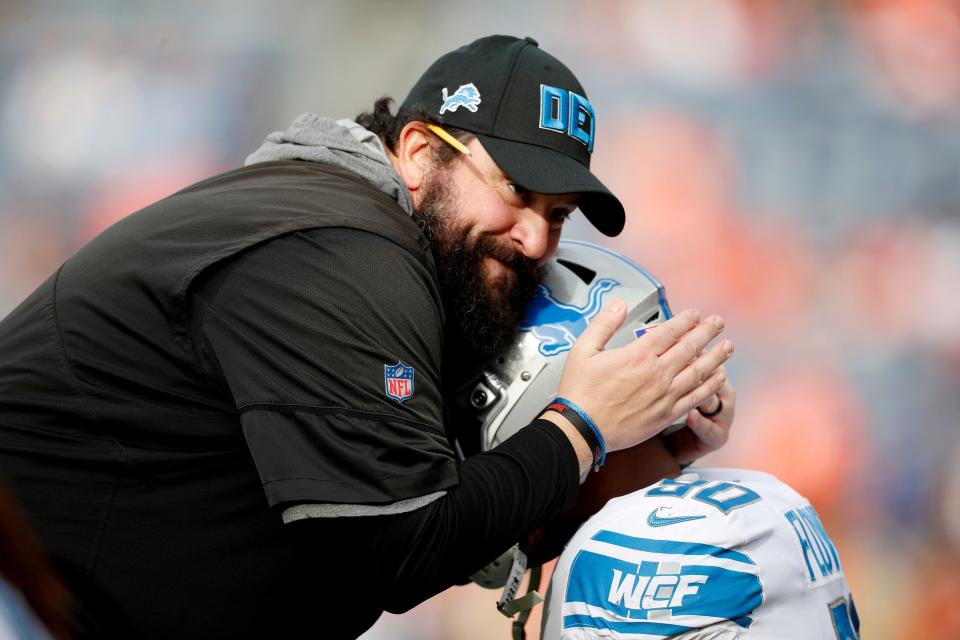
[400,35,625,237]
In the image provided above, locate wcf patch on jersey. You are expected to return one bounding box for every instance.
[384,361,415,403]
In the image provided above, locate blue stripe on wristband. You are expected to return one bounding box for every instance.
[543,396,607,471]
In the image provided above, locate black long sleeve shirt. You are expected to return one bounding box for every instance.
[0,162,580,639]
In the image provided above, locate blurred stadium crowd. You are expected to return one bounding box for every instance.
[1,1,958,639]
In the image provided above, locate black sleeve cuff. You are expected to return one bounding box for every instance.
[506,418,582,511]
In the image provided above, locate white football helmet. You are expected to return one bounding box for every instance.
[456,239,682,453]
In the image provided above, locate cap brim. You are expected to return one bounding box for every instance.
[478,135,625,237]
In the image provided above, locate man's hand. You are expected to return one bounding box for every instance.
[663,377,736,466]
[547,301,734,472]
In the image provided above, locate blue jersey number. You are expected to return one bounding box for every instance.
[829,596,860,639]
[646,478,761,514]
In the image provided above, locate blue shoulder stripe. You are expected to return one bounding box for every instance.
[592,530,757,566]
[563,614,694,637]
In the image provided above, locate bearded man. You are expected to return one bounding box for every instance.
[0,36,733,639]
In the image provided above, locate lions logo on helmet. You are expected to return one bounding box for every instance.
[521,278,620,357]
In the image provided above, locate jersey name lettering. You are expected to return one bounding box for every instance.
[784,506,842,585]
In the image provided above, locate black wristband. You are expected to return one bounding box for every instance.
[540,400,604,471]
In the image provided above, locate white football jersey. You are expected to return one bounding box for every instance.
[542,468,859,640]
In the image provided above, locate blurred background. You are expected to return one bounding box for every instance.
[1,0,958,638]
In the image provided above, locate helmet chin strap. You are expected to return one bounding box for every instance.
[496,546,543,619]
[469,544,544,640]
[506,566,543,640]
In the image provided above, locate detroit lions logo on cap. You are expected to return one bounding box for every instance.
[384,361,415,403]
[440,83,481,114]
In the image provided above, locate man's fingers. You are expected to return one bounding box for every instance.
[672,340,734,395]
[693,375,731,417]
[673,367,727,422]
[640,309,702,356]
[659,316,727,376]
[684,404,728,449]
[716,378,737,405]
[573,299,627,355]
[697,394,722,415]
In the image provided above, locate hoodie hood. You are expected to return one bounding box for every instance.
[244,113,413,215]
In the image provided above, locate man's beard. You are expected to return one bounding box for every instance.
[413,167,543,354]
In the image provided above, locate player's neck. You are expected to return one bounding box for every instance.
[628,435,683,481]
[572,435,682,519]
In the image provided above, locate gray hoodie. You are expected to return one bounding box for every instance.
[244,113,413,216]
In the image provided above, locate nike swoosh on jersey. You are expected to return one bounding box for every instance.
[646,509,707,527]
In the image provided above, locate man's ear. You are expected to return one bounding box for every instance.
[392,122,436,196]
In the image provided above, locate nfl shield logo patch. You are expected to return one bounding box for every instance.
[384,361,415,403]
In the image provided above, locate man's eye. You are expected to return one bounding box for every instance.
[506,183,530,199]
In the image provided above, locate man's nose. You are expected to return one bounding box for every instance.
[509,207,551,262]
